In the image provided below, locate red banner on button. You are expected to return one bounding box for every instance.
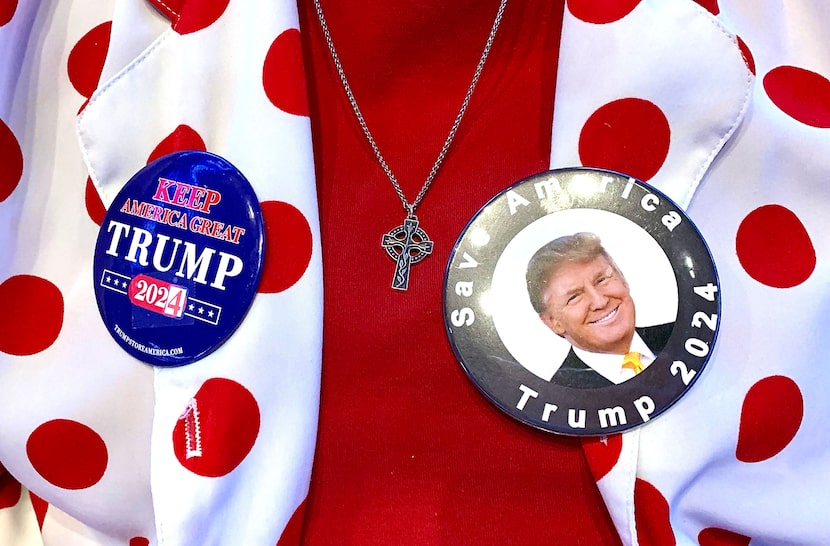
[128,274,188,318]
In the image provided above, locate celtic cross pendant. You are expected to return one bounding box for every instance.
[381,215,434,291]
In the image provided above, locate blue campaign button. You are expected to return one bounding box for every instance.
[93,151,264,366]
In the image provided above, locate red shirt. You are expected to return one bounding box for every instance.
[299,1,620,543]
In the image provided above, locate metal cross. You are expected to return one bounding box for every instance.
[381,216,434,291]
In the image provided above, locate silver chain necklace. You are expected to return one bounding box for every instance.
[312,0,509,290]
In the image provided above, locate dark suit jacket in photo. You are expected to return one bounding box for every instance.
[551,323,675,389]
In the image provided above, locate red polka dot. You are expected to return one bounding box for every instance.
[276,499,307,546]
[736,204,815,288]
[693,0,719,15]
[580,434,622,481]
[28,491,48,529]
[85,176,107,226]
[0,465,21,509]
[0,117,23,202]
[736,36,755,75]
[148,0,229,35]
[579,98,670,181]
[173,378,260,477]
[129,538,150,546]
[764,66,830,128]
[567,0,641,24]
[263,28,309,117]
[147,125,207,164]
[698,527,751,546]
[259,201,313,294]
[736,375,803,463]
[0,275,64,356]
[67,22,112,99]
[26,419,108,490]
[634,478,676,546]
[0,0,17,26]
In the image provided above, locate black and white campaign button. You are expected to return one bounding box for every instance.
[93,151,264,367]
[443,168,720,436]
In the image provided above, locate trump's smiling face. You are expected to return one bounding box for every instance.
[539,255,636,355]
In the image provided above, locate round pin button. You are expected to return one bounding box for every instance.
[93,151,264,367]
[444,168,720,436]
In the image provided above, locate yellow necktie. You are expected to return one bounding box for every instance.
[622,351,644,374]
